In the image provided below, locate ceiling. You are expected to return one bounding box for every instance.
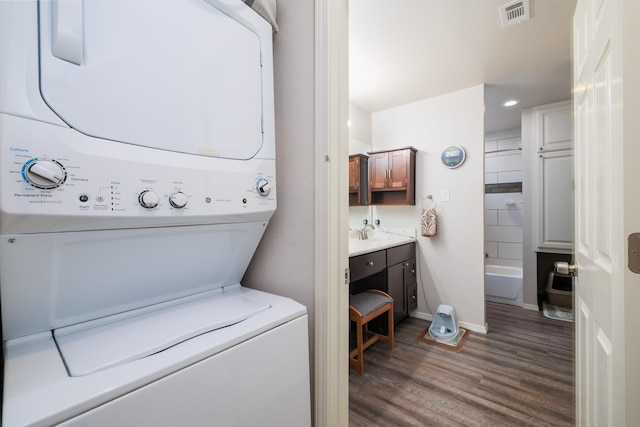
[349,0,578,134]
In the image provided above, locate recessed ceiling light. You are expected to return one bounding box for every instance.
[503,100,519,107]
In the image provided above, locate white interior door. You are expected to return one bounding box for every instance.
[573,0,640,425]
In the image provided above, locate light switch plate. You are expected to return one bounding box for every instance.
[441,189,450,202]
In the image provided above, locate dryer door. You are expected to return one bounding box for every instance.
[38,0,266,160]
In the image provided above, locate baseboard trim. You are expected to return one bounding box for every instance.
[522,303,540,312]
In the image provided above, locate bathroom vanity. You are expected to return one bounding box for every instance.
[349,235,417,325]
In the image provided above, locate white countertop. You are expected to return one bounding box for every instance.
[348,229,416,257]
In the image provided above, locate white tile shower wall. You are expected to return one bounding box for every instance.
[485,133,523,263]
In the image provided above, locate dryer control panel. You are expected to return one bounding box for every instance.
[0,114,276,234]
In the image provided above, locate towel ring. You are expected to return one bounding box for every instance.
[420,195,437,210]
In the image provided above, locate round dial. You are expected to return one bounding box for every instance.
[138,190,160,209]
[256,178,271,197]
[23,159,67,189]
[169,191,188,208]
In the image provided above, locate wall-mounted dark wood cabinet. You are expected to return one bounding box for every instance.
[368,147,416,205]
[349,154,369,206]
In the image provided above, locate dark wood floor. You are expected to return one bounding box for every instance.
[349,302,574,426]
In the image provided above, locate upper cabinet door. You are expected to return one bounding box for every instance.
[369,152,389,190]
[388,149,409,189]
[38,0,267,160]
[348,156,360,192]
[537,101,573,153]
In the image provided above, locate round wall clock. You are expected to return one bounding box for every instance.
[441,145,466,169]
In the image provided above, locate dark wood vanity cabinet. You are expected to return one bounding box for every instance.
[349,242,416,325]
[368,147,416,205]
[348,154,368,206]
[386,243,417,324]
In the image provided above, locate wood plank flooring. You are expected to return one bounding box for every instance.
[349,302,574,426]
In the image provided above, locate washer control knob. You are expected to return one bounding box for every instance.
[24,159,67,189]
[138,190,159,209]
[169,191,188,208]
[256,178,271,197]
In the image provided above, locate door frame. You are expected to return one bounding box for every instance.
[314,0,349,425]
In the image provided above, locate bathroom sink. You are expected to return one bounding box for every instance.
[348,230,415,257]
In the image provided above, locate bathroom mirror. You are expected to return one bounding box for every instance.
[349,137,372,229]
[349,137,371,156]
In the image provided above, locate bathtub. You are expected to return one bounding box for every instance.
[485,264,523,307]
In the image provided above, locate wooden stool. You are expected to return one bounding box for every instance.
[349,290,394,375]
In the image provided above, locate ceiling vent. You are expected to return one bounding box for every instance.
[498,0,530,28]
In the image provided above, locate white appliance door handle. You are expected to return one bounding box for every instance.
[52,0,83,65]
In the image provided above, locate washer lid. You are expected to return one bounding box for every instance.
[54,291,270,377]
[38,0,266,160]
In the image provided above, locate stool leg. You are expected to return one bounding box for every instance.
[387,304,394,350]
[356,319,364,375]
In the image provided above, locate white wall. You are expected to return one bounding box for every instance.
[371,85,486,331]
[484,128,523,267]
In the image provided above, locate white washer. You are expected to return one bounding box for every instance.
[0,1,311,426]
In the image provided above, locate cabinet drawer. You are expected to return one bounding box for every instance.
[349,250,386,282]
[387,243,415,266]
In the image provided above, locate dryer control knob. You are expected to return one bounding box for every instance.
[24,159,67,189]
[138,190,160,209]
[256,178,271,197]
[169,191,188,208]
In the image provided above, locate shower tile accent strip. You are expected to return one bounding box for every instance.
[485,182,522,194]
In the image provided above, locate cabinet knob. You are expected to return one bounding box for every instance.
[367,261,374,266]
[403,262,409,266]
[410,269,415,273]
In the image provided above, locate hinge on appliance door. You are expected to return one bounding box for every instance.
[345,267,350,284]
[261,116,264,134]
[260,51,263,67]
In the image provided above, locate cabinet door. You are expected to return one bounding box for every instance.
[387,263,407,323]
[388,149,408,188]
[369,153,389,190]
[405,258,417,312]
[405,258,416,284]
[539,102,573,152]
[536,149,573,251]
[407,282,417,313]
[348,156,360,192]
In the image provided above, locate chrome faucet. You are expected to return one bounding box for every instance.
[359,224,375,240]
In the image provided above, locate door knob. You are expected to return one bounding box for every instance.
[555,261,577,276]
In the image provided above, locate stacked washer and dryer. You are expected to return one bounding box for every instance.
[0,0,311,425]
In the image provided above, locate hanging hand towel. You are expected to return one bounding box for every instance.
[421,207,438,237]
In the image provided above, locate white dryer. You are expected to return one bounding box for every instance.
[0,1,311,426]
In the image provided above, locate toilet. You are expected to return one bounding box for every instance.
[428,304,459,342]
